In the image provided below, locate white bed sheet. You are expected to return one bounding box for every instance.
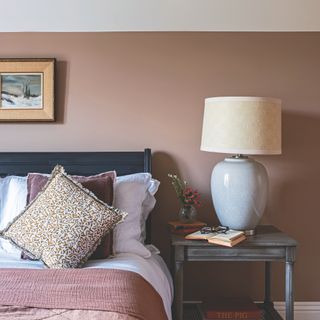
[0,251,173,320]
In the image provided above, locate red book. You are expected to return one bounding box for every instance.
[171,227,203,235]
[168,220,207,235]
[201,298,262,320]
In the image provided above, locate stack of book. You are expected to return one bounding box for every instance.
[185,229,246,247]
[198,298,262,320]
[168,220,207,235]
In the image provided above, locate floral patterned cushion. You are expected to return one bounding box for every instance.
[1,165,127,268]
[26,171,116,259]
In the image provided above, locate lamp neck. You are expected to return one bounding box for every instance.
[231,154,248,159]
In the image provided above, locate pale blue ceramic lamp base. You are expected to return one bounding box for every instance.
[211,156,268,235]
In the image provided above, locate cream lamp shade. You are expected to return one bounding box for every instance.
[200,96,282,234]
[201,97,281,155]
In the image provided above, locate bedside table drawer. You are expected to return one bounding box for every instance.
[185,246,287,261]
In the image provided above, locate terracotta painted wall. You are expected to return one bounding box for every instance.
[0,32,319,301]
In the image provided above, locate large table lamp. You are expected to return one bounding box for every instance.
[200,96,281,234]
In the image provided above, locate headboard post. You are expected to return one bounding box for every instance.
[144,148,151,173]
[143,148,152,244]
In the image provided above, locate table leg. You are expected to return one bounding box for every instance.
[285,261,294,320]
[264,261,272,304]
[174,260,184,320]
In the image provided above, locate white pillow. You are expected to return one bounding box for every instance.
[140,178,160,242]
[0,176,28,256]
[113,173,159,258]
[0,176,28,229]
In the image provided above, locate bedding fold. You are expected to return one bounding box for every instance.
[0,268,167,320]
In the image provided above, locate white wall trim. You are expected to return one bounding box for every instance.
[274,301,320,320]
[1,0,320,32]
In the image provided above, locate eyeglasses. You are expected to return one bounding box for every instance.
[200,226,229,234]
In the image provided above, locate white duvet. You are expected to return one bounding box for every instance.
[0,250,173,320]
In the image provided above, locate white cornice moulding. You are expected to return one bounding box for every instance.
[1,0,320,32]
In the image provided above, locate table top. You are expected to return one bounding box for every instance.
[171,225,297,248]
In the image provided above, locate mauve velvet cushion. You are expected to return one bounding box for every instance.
[26,171,116,259]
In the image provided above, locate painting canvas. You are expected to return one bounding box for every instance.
[1,73,43,109]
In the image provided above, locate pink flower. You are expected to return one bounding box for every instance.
[168,173,202,208]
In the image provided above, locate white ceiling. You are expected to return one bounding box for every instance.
[1,0,320,32]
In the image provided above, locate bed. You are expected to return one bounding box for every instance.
[0,149,173,320]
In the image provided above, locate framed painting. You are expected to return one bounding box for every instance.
[0,58,55,122]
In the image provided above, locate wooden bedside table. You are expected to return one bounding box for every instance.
[170,225,297,320]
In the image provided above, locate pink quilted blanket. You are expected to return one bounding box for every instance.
[0,268,167,320]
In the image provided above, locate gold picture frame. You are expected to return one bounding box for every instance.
[0,58,55,122]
